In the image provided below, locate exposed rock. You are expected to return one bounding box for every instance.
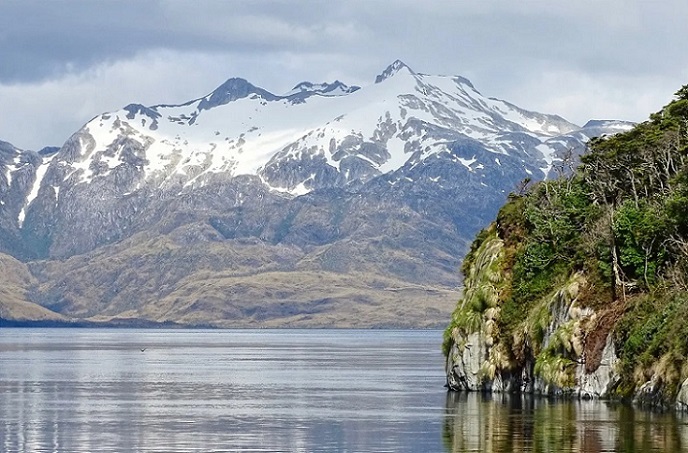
[446,327,620,398]
[445,332,485,391]
[577,335,620,399]
[444,227,623,400]
[634,377,667,409]
[677,378,688,412]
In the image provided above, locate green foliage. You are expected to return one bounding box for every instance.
[461,225,497,276]
[524,178,598,253]
[613,200,670,287]
[534,350,577,389]
[675,84,688,101]
[666,173,688,237]
[495,194,527,247]
[614,292,688,398]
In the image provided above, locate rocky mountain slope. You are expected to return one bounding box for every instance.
[444,86,688,410]
[0,252,66,324]
[0,61,630,327]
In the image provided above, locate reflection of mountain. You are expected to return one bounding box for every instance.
[442,392,687,452]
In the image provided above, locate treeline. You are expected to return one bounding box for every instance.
[445,86,688,403]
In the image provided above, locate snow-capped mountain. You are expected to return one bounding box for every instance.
[0,61,633,327]
[23,60,619,202]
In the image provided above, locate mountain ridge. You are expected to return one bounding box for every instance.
[0,61,632,327]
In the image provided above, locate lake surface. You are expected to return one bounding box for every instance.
[0,329,686,452]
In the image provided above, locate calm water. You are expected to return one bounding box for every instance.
[0,329,685,452]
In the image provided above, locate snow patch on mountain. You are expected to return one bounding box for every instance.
[23,60,627,209]
[6,154,22,187]
[18,159,50,227]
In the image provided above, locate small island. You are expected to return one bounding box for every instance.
[444,86,688,411]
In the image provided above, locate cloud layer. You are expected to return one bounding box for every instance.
[1,1,687,150]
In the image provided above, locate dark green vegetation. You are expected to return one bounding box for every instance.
[445,86,688,404]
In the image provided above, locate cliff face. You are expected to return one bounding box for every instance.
[444,86,688,411]
[446,227,619,398]
[444,224,688,410]
[444,227,621,399]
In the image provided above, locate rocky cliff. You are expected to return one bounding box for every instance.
[444,226,622,397]
[444,85,688,410]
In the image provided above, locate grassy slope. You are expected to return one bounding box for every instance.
[0,252,66,322]
[29,225,459,328]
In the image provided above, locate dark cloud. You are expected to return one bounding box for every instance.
[0,1,370,82]
[3,1,685,83]
[1,1,160,81]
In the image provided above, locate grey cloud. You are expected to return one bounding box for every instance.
[4,1,685,83]
[0,1,371,82]
[0,0,687,149]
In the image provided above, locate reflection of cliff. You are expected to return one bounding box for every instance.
[442,392,688,452]
[442,392,534,452]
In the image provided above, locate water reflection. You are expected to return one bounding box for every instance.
[443,392,688,452]
[2,329,687,452]
[0,328,450,452]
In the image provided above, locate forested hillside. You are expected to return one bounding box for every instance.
[444,86,688,409]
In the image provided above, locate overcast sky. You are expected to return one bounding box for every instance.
[1,0,687,150]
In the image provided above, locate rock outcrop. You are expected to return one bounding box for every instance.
[444,227,622,399]
[676,379,688,412]
[443,85,688,410]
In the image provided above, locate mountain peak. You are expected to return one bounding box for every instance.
[214,77,255,95]
[291,81,318,92]
[375,60,414,83]
[198,77,278,111]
